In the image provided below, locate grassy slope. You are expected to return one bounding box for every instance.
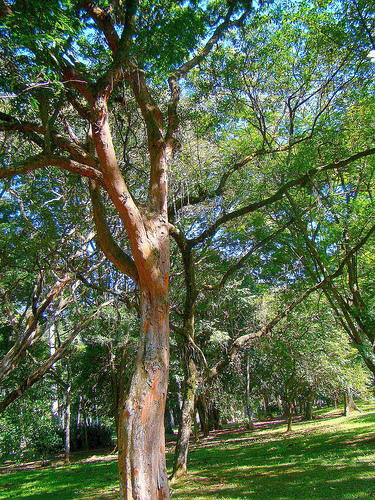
[1,406,374,500]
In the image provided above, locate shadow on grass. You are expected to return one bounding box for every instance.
[171,412,375,500]
[1,410,375,500]
[0,459,119,500]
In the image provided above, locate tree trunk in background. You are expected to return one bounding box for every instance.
[246,351,254,430]
[172,350,199,479]
[197,394,209,437]
[286,406,293,432]
[109,342,128,443]
[64,373,71,465]
[165,409,174,436]
[48,324,60,423]
[262,390,270,417]
[170,226,200,479]
[304,390,314,421]
[346,388,362,415]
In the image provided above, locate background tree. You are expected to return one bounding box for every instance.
[167,0,375,477]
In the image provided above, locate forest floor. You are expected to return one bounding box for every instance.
[0,404,374,499]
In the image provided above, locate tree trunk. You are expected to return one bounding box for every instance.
[164,409,174,436]
[64,374,71,465]
[172,353,199,479]
[262,390,270,417]
[48,324,60,422]
[246,350,254,430]
[117,281,170,500]
[304,391,313,421]
[284,398,293,432]
[346,387,362,415]
[170,226,200,479]
[197,394,210,437]
[286,413,293,432]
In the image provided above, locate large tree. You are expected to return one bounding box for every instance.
[0,1,252,498]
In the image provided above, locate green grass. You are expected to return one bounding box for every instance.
[1,406,375,499]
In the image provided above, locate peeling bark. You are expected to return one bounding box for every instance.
[118,275,170,500]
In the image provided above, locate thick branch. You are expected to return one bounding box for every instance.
[82,0,138,97]
[0,112,97,167]
[89,179,139,283]
[80,0,120,54]
[0,153,105,186]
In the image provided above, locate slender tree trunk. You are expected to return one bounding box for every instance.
[118,278,170,500]
[246,350,254,430]
[285,396,293,432]
[165,409,174,436]
[287,412,293,432]
[172,352,199,479]
[170,227,200,479]
[108,342,122,439]
[64,373,71,465]
[262,390,270,417]
[304,390,313,421]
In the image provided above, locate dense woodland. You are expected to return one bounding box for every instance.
[0,1,375,499]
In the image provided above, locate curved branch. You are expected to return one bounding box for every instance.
[89,179,139,283]
[173,3,252,80]
[0,153,105,186]
[201,219,293,292]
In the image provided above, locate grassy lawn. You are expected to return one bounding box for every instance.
[1,406,374,499]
